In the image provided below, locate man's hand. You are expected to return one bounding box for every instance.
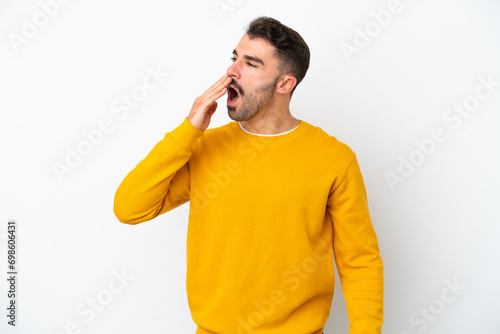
[187,74,232,132]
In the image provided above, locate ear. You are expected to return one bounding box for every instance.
[275,74,297,95]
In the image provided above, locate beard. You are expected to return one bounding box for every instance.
[227,77,279,121]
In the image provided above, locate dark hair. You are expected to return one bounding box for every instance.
[246,16,310,96]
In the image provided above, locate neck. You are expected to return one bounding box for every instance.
[239,100,300,135]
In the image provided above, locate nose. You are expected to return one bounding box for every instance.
[226,60,240,80]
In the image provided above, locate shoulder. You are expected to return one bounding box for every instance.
[304,121,356,163]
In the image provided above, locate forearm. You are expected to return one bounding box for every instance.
[334,244,384,333]
[113,117,203,224]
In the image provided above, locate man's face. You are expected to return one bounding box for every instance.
[226,34,282,121]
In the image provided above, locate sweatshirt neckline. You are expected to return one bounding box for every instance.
[230,119,309,146]
[239,121,300,136]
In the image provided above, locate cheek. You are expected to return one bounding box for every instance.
[243,77,265,91]
[241,70,275,92]
[254,71,279,87]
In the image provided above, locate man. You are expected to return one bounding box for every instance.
[114,16,383,334]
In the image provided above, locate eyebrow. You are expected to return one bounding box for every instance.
[233,49,265,66]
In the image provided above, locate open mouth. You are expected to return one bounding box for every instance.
[227,86,239,101]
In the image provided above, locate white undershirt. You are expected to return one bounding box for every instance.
[238,122,300,137]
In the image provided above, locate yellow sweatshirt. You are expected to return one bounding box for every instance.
[114,117,384,334]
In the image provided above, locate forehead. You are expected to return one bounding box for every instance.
[233,34,278,65]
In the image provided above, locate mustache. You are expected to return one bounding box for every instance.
[230,79,244,96]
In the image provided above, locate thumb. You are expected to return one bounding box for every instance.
[207,101,218,117]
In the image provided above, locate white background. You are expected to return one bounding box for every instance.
[1,0,499,333]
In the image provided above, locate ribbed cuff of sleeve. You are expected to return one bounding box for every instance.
[168,117,204,152]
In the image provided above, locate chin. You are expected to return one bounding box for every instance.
[227,107,239,120]
[228,103,260,121]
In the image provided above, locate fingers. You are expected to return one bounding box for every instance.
[209,73,231,92]
[200,74,231,104]
[206,74,231,100]
[187,74,232,131]
[210,73,231,92]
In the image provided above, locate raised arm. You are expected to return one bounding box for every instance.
[113,74,232,224]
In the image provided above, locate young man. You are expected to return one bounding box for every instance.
[114,16,383,334]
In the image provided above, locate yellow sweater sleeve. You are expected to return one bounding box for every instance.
[327,157,384,334]
[113,117,203,224]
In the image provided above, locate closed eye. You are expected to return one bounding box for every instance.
[230,57,257,68]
